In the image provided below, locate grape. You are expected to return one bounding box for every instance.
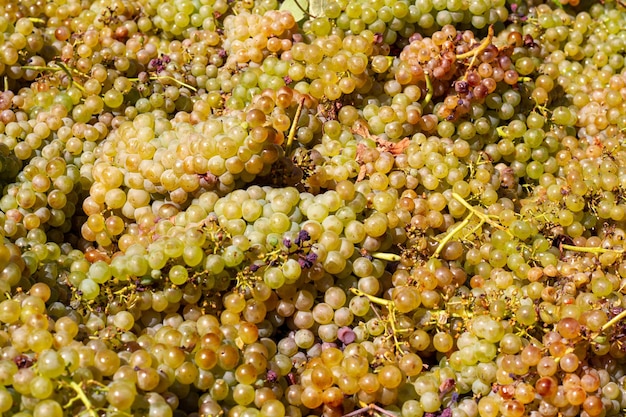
[33,399,63,417]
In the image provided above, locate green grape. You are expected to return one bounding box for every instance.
[33,399,63,417]
[169,265,189,285]
[104,89,125,109]
[0,299,20,324]
[89,261,112,284]
[29,375,54,399]
[0,388,13,413]
[37,350,65,379]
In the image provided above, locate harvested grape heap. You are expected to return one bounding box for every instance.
[0,0,626,416]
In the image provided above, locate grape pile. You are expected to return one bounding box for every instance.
[1,0,626,416]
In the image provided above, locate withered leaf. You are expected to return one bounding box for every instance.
[352,119,410,154]
[353,121,410,181]
[355,142,367,163]
[351,119,373,139]
[377,137,410,155]
[355,142,368,182]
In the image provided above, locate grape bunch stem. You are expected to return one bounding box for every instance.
[601,309,626,333]
[422,71,433,108]
[127,75,197,91]
[64,381,99,417]
[286,96,306,154]
[22,63,85,91]
[455,25,494,60]
[350,288,408,355]
[457,25,494,82]
[432,193,511,258]
[64,380,133,417]
[560,243,624,256]
[342,402,398,417]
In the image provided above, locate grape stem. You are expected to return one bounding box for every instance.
[285,96,306,155]
[21,64,85,91]
[515,326,544,348]
[432,193,512,258]
[458,25,494,82]
[432,215,473,258]
[584,296,626,344]
[549,0,564,9]
[452,192,509,232]
[350,288,392,306]
[63,379,125,416]
[64,381,99,417]
[496,126,509,138]
[127,75,197,91]
[152,75,197,91]
[601,309,626,332]
[55,62,83,90]
[22,64,66,74]
[560,243,624,255]
[291,0,315,18]
[422,70,433,107]
[370,252,401,261]
[350,288,408,354]
[342,403,399,417]
[455,25,494,60]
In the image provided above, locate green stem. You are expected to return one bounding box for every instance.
[343,403,398,417]
[560,243,624,255]
[387,308,407,352]
[602,309,626,332]
[496,126,509,138]
[350,288,406,353]
[21,64,84,91]
[371,252,401,261]
[21,66,63,72]
[350,288,392,307]
[456,25,494,60]
[457,25,494,83]
[431,193,516,258]
[466,218,487,238]
[292,0,315,18]
[58,62,84,91]
[150,75,197,91]
[285,96,305,155]
[549,0,564,9]
[65,381,98,417]
[451,193,510,233]
[432,214,473,258]
[422,70,433,108]
[56,61,74,77]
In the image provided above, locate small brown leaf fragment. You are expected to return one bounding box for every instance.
[353,119,410,154]
[377,137,410,155]
[439,378,456,397]
[355,142,368,182]
[356,165,367,182]
[355,142,367,163]
[353,120,409,181]
[352,119,373,139]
